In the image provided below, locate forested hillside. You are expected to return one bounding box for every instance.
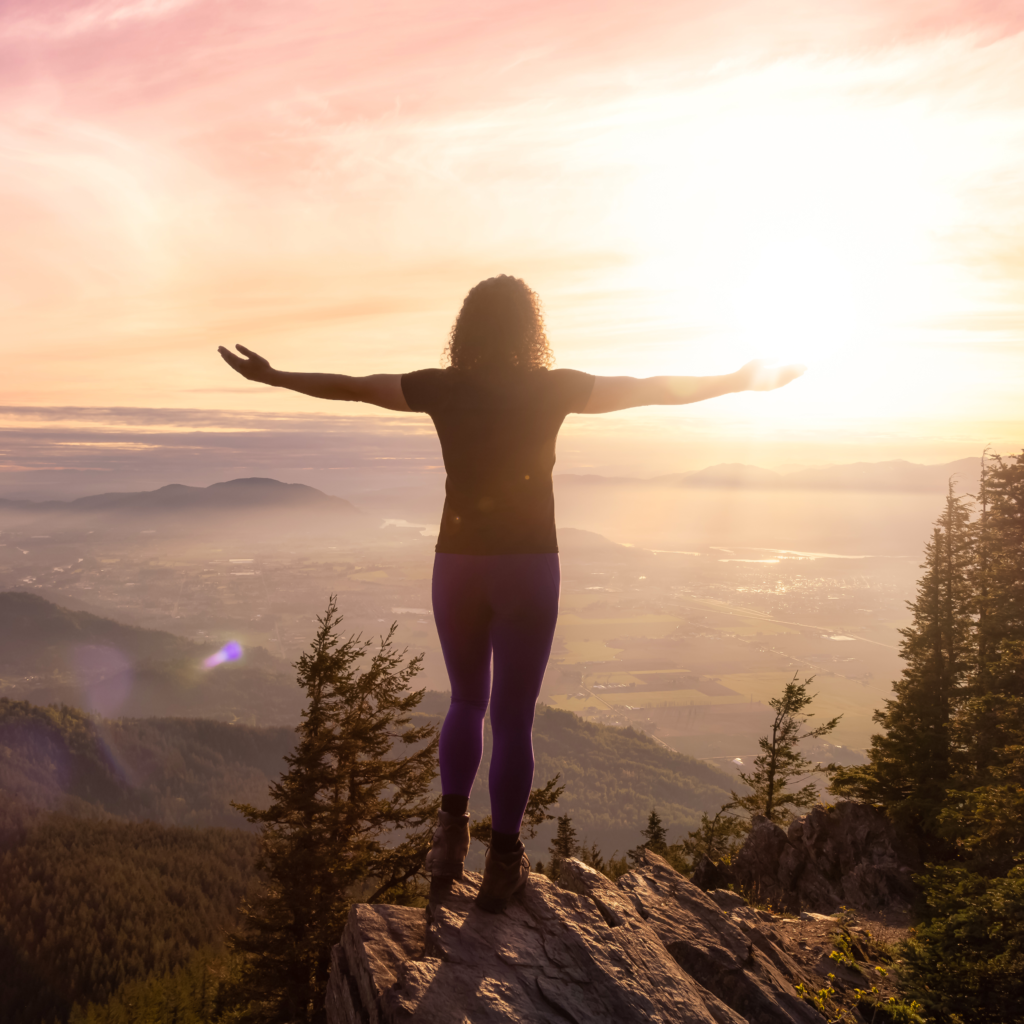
[0,816,256,1024]
[1,693,733,850]
[0,699,296,828]
[0,591,300,722]
[0,600,737,1024]
[491,703,732,855]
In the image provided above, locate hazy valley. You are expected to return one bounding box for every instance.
[0,458,977,775]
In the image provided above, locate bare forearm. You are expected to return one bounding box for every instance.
[584,373,740,414]
[641,374,740,405]
[582,361,804,414]
[268,369,410,411]
[266,369,366,401]
[218,346,410,410]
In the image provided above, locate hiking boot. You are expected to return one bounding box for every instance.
[425,810,471,882]
[475,840,530,913]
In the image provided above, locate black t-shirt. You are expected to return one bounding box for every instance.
[401,367,595,554]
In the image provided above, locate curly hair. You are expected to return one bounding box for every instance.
[444,275,553,372]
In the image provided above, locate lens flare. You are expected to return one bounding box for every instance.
[74,644,133,716]
[204,641,242,668]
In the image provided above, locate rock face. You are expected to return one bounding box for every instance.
[326,851,829,1024]
[730,802,917,914]
[691,855,736,893]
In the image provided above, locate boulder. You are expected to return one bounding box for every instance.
[692,855,737,893]
[731,802,917,915]
[327,851,831,1024]
[710,890,748,914]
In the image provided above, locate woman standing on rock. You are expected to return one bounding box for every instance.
[219,274,803,912]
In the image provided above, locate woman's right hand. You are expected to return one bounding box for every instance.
[218,344,274,384]
[733,359,806,392]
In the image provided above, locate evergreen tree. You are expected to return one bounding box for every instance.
[974,452,1024,698]
[626,808,691,873]
[681,807,747,865]
[576,839,609,876]
[956,453,1024,784]
[940,452,1024,876]
[901,867,1024,1024]
[547,814,579,878]
[227,598,439,1024]
[831,488,974,852]
[837,455,1024,1023]
[731,674,840,826]
[639,808,669,853]
[940,702,1024,877]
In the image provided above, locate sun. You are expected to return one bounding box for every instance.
[597,64,974,407]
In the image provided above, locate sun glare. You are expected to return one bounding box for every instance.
[582,54,1008,418]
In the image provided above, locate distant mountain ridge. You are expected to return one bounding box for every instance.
[0,460,987,515]
[0,477,361,515]
[560,456,982,493]
[0,476,370,541]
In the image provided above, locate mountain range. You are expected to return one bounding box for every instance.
[0,477,366,537]
[0,458,987,529]
[0,477,360,515]
[562,456,982,493]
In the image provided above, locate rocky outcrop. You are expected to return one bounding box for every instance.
[326,851,830,1024]
[691,855,736,893]
[730,802,917,915]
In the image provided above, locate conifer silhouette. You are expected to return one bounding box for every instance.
[640,808,669,853]
[227,597,439,1024]
[730,674,840,825]
[831,486,973,853]
[547,813,579,878]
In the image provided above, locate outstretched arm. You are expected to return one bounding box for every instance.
[581,360,804,414]
[218,345,411,412]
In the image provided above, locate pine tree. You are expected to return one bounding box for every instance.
[576,839,609,876]
[823,457,1024,1022]
[547,814,579,878]
[227,598,439,1024]
[960,454,1024,773]
[831,488,974,852]
[625,808,693,873]
[640,809,668,853]
[731,674,841,826]
[681,807,747,865]
[942,452,1024,876]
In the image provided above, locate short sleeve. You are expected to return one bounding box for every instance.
[401,368,445,414]
[550,369,596,414]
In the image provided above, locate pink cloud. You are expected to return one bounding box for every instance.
[2,0,1024,439]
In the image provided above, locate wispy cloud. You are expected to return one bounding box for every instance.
[1,0,204,40]
[1,0,1022,453]
[0,404,1017,503]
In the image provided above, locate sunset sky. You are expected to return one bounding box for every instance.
[3,0,1024,497]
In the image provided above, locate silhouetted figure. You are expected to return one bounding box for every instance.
[219,273,803,911]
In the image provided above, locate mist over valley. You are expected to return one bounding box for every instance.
[0,457,974,779]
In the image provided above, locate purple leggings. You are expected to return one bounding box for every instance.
[432,552,560,834]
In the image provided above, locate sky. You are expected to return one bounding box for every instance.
[3,0,1024,498]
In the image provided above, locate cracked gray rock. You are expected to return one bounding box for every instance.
[731,803,918,915]
[327,851,830,1023]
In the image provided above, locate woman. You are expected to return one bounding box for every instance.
[219,274,803,913]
